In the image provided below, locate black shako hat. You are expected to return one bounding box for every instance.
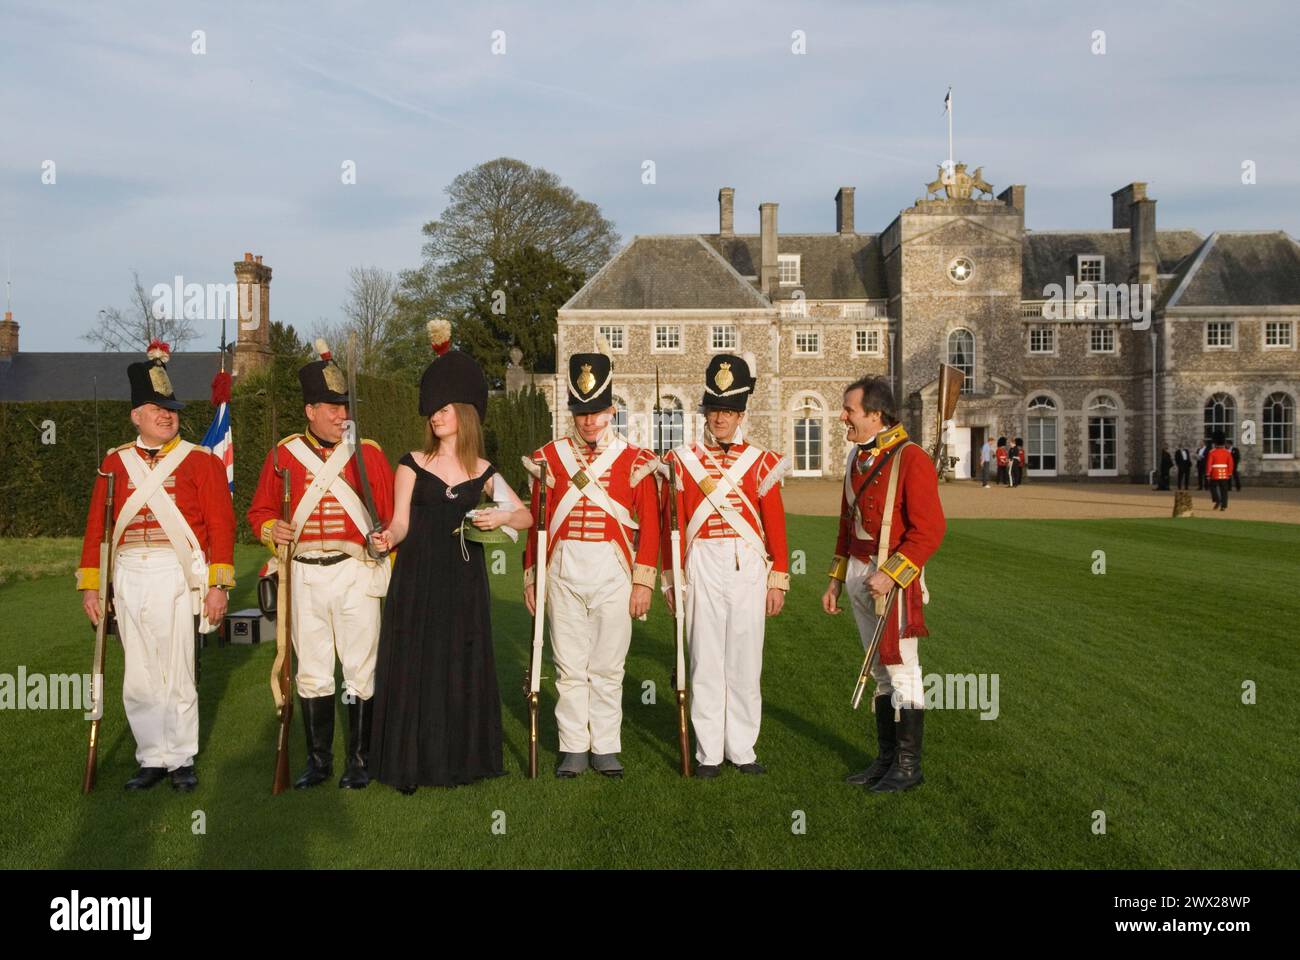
[1212,429,1226,445]
[299,339,349,405]
[701,353,755,412]
[128,340,185,411]
[567,352,614,413]
[420,350,488,421]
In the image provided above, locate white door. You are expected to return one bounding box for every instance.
[948,427,972,479]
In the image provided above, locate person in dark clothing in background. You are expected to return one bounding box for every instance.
[1174,443,1192,490]
[1196,440,1209,490]
[1231,443,1242,491]
[1158,446,1173,490]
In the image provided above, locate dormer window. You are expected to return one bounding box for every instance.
[778,254,801,285]
[1077,255,1104,284]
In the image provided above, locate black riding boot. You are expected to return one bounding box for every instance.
[846,695,896,786]
[871,707,924,793]
[338,696,373,789]
[293,695,335,789]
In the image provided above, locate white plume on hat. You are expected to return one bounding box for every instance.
[315,338,332,361]
[742,350,757,378]
[427,318,452,355]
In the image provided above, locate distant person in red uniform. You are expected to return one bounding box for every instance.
[822,377,946,793]
[1205,430,1234,511]
[995,436,1009,486]
[77,341,235,792]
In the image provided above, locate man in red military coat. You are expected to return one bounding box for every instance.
[248,341,394,789]
[522,352,660,779]
[822,376,946,792]
[660,353,789,777]
[1205,429,1234,511]
[77,341,235,792]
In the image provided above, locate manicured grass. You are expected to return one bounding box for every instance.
[0,536,81,585]
[0,518,1295,869]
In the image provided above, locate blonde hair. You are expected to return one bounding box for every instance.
[424,402,485,476]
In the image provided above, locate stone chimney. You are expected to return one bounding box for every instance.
[835,187,855,234]
[233,251,273,378]
[759,203,779,296]
[1111,182,1146,229]
[718,187,735,237]
[0,310,17,358]
[997,184,1025,211]
[1112,183,1157,286]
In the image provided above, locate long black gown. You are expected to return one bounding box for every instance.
[370,454,505,788]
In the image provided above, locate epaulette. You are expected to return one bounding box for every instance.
[629,447,660,488]
[110,441,134,454]
[360,438,382,450]
[875,424,910,454]
[276,433,304,447]
[758,453,792,498]
[195,444,213,455]
[520,452,555,487]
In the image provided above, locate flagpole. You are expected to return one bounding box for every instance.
[946,86,954,178]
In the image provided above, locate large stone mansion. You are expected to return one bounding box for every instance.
[532,173,1300,483]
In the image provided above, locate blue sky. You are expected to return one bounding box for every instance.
[3,0,1297,352]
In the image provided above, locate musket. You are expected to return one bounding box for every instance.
[346,334,386,560]
[82,470,115,794]
[523,459,548,779]
[271,461,295,795]
[851,362,964,709]
[657,366,691,775]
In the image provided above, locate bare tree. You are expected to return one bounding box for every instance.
[83,270,199,352]
[313,266,400,374]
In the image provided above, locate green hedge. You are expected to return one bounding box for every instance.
[0,378,549,541]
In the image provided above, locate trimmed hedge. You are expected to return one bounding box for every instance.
[0,377,549,542]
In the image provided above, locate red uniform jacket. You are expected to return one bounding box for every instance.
[522,432,660,589]
[77,436,236,591]
[660,439,790,592]
[996,446,1009,467]
[832,425,946,664]
[1205,448,1234,481]
[247,432,395,558]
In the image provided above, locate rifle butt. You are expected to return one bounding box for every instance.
[526,692,539,779]
[676,690,691,777]
[272,701,293,795]
[81,722,100,794]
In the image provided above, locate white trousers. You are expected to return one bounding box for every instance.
[545,541,632,754]
[290,555,380,700]
[113,549,198,771]
[844,555,923,710]
[685,537,767,766]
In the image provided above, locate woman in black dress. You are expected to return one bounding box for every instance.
[367,341,531,793]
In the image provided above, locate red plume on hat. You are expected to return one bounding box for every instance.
[146,339,172,363]
[427,319,451,356]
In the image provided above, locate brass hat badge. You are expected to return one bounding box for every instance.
[714,362,733,392]
[577,363,596,395]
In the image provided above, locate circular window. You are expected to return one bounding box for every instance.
[948,257,974,283]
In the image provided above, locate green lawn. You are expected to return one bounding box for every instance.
[0,517,1296,869]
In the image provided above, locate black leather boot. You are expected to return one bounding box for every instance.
[338,696,372,789]
[846,695,896,786]
[871,707,924,793]
[294,695,335,789]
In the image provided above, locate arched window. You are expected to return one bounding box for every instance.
[948,329,975,394]
[612,395,628,437]
[793,395,824,476]
[652,395,683,454]
[1088,395,1119,475]
[1263,393,1295,456]
[1026,395,1058,474]
[1204,393,1236,445]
